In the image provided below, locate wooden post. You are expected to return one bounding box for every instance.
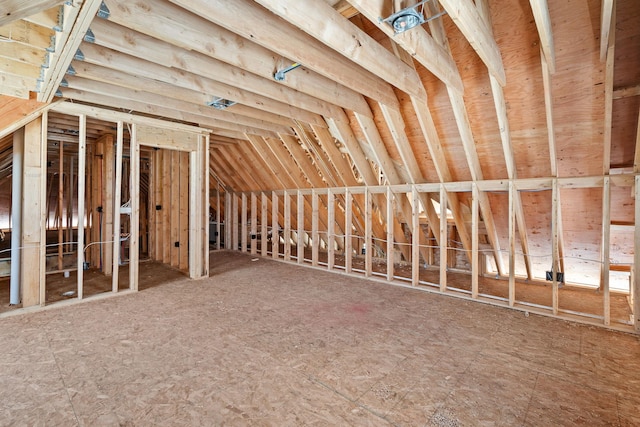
[232,192,239,251]
[261,192,268,256]
[327,189,335,270]
[297,191,304,263]
[602,176,611,325]
[472,183,479,298]
[241,193,248,253]
[162,150,172,262]
[179,151,189,269]
[284,191,291,261]
[439,185,447,292]
[57,139,64,271]
[412,186,420,286]
[509,180,516,306]
[634,175,640,333]
[271,191,278,259]
[386,187,394,281]
[66,156,73,253]
[21,116,46,307]
[251,192,257,255]
[112,122,124,293]
[312,190,319,266]
[153,150,163,261]
[170,151,180,267]
[147,149,155,262]
[216,182,221,250]
[225,192,232,250]
[103,134,114,276]
[551,179,559,315]
[129,123,140,291]
[365,189,372,277]
[77,115,86,299]
[345,189,352,273]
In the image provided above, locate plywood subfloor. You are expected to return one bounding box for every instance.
[1,251,639,426]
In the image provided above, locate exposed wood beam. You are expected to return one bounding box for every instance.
[101,1,370,117]
[0,95,55,140]
[477,0,532,278]
[614,84,640,99]
[0,0,63,26]
[437,0,506,86]
[69,61,296,129]
[77,41,326,127]
[58,87,280,137]
[603,2,616,175]
[347,0,464,94]
[166,0,399,108]
[64,76,293,135]
[87,18,334,124]
[634,108,640,173]
[600,0,615,62]
[528,0,556,73]
[254,0,426,101]
[39,0,102,102]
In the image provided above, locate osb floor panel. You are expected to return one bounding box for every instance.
[1,251,639,426]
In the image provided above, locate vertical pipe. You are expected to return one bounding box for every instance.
[9,128,23,305]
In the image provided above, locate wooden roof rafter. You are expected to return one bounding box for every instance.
[166,0,399,109]
[102,0,369,118]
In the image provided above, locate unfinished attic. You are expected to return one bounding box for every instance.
[0,0,640,424]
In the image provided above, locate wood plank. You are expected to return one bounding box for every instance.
[348,0,464,94]
[600,0,615,62]
[0,0,63,26]
[170,151,180,267]
[241,193,248,253]
[508,181,516,306]
[528,0,556,73]
[471,183,479,298]
[21,116,45,307]
[167,0,399,107]
[437,0,506,85]
[251,192,257,255]
[345,189,353,273]
[439,186,448,292]
[261,193,268,257]
[232,193,239,251]
[65,73,294,135]
[284,191,291,261]
[0,96,52,140]
[162,149,172,263]
[601,176,611,325]
[603,5,616,174]
[297,191,304,263]
[255,0,425,101]
[327,189,334,270]
[112,122,124,293]
[129,123,140,290]
[634,175,640,333]
[551,179,559,315]
[271,192,279,259]
[103,0,369,117]
[39,0,102,102]
[179,151,189,269]
[412,187,420,286]
[386,187,394,281]
[365,189,372,278]
[76,114,86,298]
[312,190,319,266]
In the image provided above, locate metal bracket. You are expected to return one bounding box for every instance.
[66,64,76,76]
[84,28,95,43]
[96,1,110,19]
[206,96,237,110]
[59,78,69,87]
[74,49,84,61]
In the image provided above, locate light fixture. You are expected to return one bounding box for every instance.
[206,96,236,110]
[381,0,446,35]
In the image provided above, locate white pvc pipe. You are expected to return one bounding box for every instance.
[10,128,23,305]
